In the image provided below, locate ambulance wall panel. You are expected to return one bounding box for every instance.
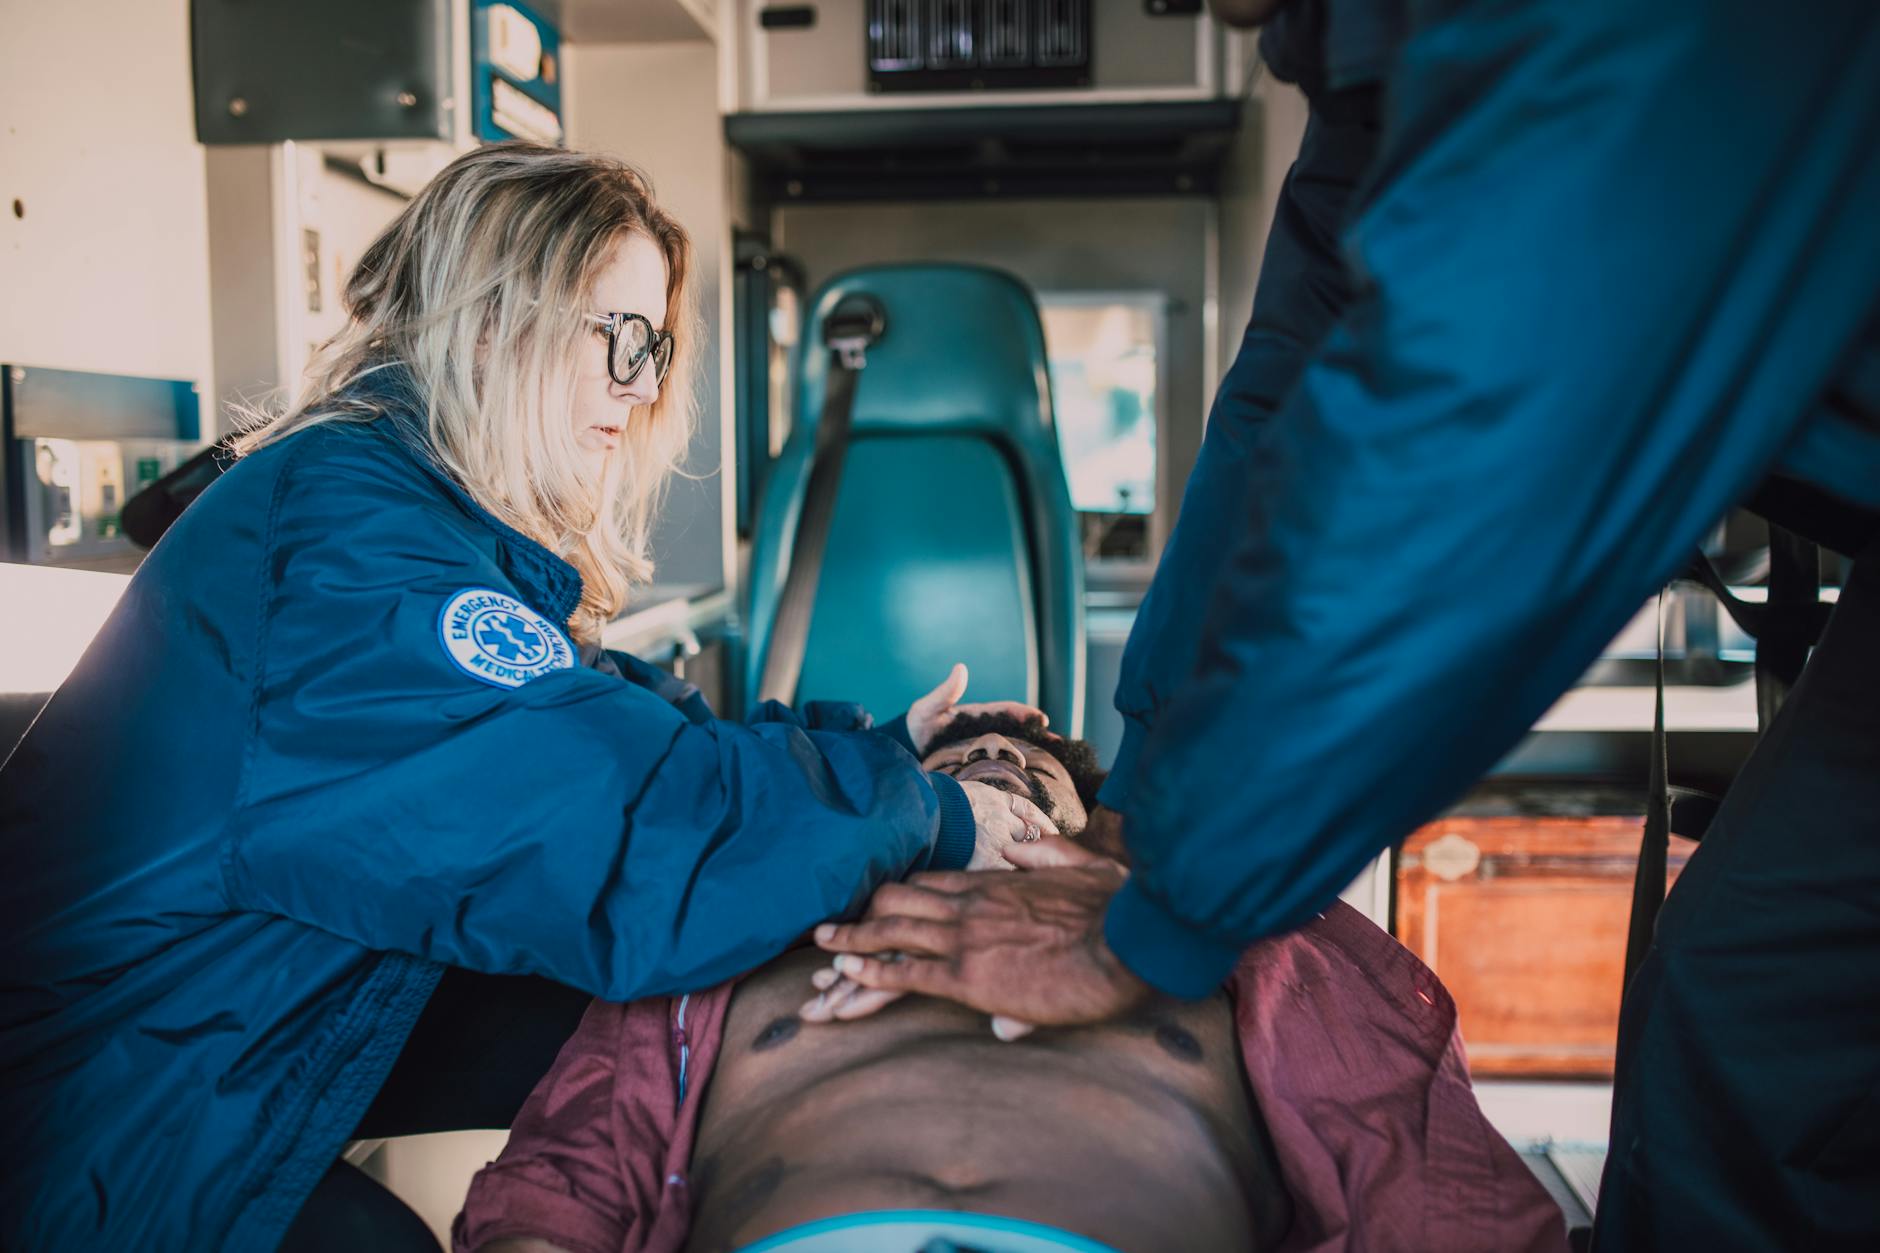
[0,0,214,399]
[567,40,732,596]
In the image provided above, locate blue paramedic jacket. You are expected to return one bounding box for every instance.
[0,391,975,1250]
[1103,0,1880,997]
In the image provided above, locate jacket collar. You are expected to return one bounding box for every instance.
[351,362,587,625]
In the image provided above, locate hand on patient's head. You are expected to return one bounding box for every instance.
[905,662,1048,756]
[958,780,1059,870]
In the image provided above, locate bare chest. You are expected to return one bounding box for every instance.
[685,950,1290,1253]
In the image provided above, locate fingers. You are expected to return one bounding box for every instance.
[957,700,1047,727]
[914,662,969,714]
[991,1016,1037,1042]
[941,662,969,705]
[821,952,955,999]
[815,915,956,958]
[1005,832,1104,870]
[903,870,978,894]
[965,838,1018,871]
[1006,792,1061,839]
[833,984,906,1020]
[853,882,964,923]
[798,968,915,1023]
[801,968,1033,1039]
[800,971,909,1020]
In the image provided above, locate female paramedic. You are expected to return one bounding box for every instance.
[0,142,1059,1252]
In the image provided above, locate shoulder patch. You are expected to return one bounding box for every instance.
[437,587,576,689]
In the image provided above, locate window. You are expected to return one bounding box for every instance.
[1038,294,1161,561]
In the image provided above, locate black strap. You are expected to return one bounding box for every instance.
[1755,525,1819,727]
[1623,594,1672,992]
[756,295,887,705]
[1622,530,1825,994]
[1682,550,1769,639]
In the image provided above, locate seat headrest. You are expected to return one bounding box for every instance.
[796,263,1054,439]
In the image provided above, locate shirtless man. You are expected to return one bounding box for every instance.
[455,715,1563,1253]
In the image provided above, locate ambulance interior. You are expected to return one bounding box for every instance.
[1,1,1843,1247]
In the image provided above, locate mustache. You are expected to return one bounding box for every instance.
[959,764,1058,825]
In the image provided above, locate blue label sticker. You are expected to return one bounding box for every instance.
[437,588,575,688]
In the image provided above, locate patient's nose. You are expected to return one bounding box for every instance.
[962,734,1026,767]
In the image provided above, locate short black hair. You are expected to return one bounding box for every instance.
[922,711,1107,811]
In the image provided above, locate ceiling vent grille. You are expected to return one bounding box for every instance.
[866,0,923,71]
[983,0,1030,67]
[866,0,1091,92]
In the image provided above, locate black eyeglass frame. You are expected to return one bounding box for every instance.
[587,312,675,387]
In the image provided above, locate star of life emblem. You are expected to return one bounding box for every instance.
[438,588,575,688]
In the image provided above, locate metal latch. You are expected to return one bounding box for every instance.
[823,293,887,371]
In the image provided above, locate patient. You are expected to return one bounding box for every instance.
[455,716,1566,1253]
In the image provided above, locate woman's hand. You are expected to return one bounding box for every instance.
[905,662,1047,756]
[959,779,1061,870]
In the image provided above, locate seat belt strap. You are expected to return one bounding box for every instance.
[756,295,887,706]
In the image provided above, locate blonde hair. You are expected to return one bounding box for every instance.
[238,142,697,642]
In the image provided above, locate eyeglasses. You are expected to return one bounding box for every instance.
[587,312,675,388]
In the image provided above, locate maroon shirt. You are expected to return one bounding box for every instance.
[455,902,1568,1253]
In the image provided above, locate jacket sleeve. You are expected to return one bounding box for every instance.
[1107,0,1880,996]
[604,647,929,754]
[1101,89,1381,812]
[220,440,976,999]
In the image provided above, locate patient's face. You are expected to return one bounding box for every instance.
[920,718,1090,837]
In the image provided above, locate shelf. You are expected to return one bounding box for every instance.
[725,98,1243,203]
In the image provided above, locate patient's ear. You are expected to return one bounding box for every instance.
[1083,806,1132,868]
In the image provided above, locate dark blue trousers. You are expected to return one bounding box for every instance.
[1597,541,1880,1249]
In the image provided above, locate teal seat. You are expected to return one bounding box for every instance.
[744,263,1085,736]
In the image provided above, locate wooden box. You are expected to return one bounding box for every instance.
[1395,808,1695,1078]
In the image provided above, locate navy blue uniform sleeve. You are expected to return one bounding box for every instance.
[874,713,920,755]
[745,698,875,736]
[740,704,970,867]
[597,621,1060,877]
[1108,0,1880,997]
[1102,91,1381,812]
[219,442,974,999]
[610,643,970,866]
